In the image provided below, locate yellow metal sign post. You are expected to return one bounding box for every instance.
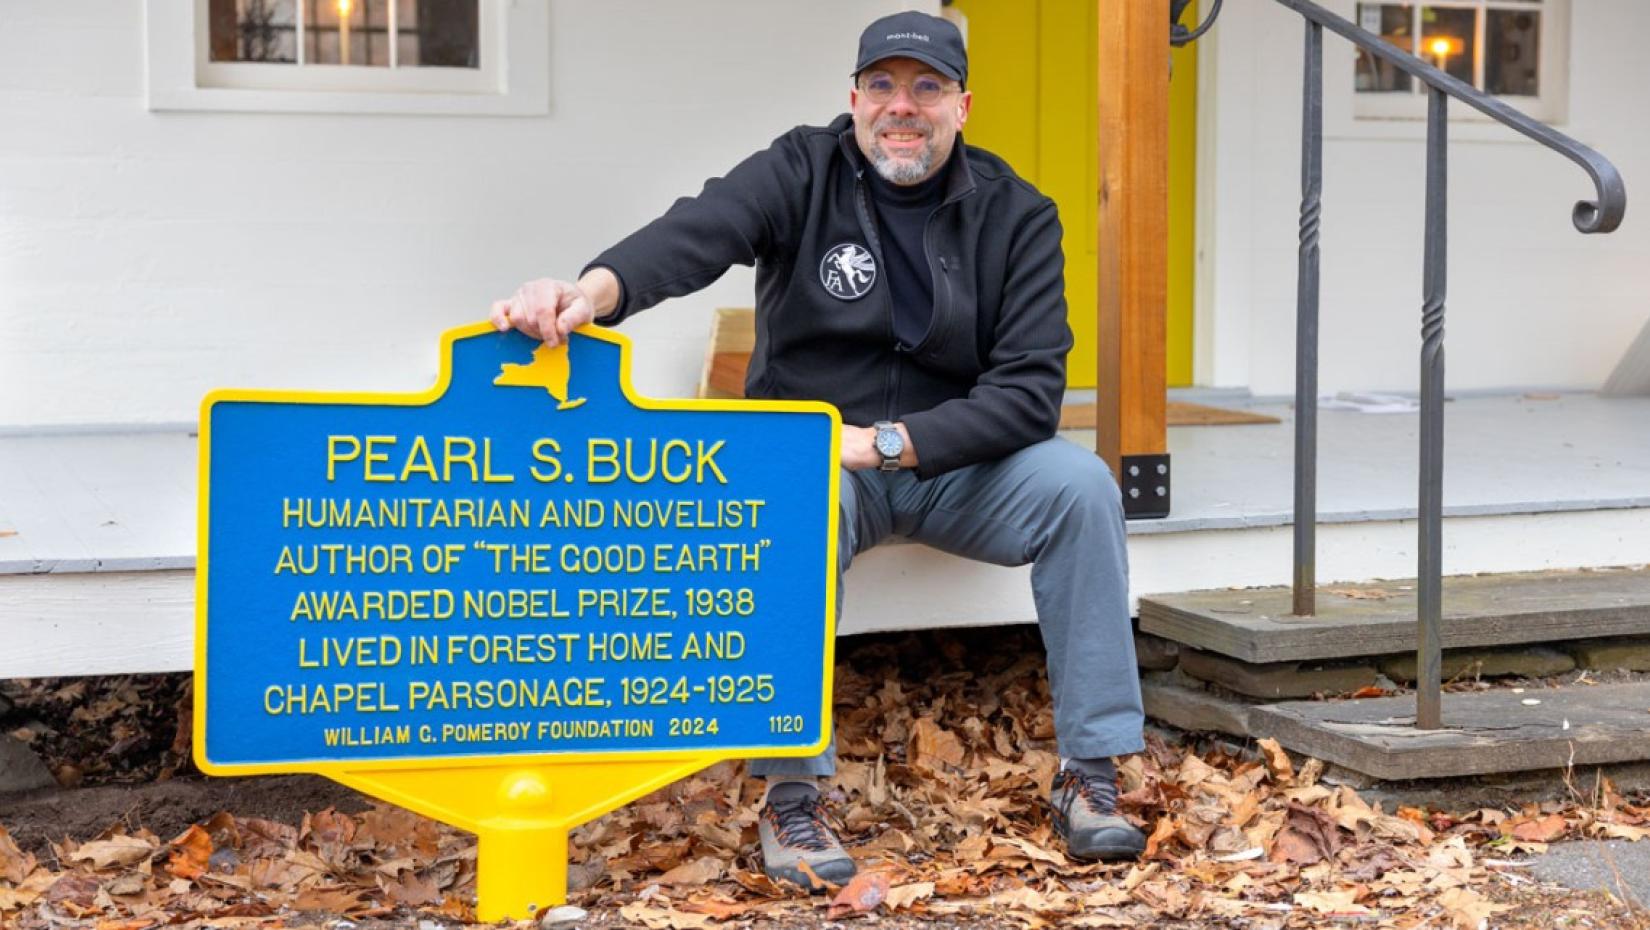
[335,759,714,918]
[195,323,840,920]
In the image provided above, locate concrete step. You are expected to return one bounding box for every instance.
[1142,674,1650,782]
[1138,567,1650,664]
[1252,681,1650,781]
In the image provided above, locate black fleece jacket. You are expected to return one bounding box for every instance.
[585,113,1072,480]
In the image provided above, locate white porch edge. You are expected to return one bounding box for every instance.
[8,506,1648,679]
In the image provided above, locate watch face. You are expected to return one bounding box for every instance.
[875,429,903,457]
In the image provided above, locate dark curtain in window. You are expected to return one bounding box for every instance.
[417,0,479,68]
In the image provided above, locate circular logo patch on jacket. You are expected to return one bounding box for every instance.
[819,243,877,301]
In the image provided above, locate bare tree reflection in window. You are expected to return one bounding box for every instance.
[209,0,297,63]
[1355,4,1414,93]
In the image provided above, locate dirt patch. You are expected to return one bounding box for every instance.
[1,673,374,856]
[0,774,370,859]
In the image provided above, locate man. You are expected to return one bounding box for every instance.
[491,11,1146,888]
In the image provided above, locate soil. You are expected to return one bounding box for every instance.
[1,773,369,860]
[0,671,370,857]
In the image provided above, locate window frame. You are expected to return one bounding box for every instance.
[144,0,549,116]
[1351,0,1569,124]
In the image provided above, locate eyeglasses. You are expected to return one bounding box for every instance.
[857,71,958,106]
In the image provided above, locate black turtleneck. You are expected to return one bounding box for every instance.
[864,159,949,349]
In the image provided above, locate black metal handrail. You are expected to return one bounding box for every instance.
[1274,0,1626,730]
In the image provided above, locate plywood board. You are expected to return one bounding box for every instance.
[1061,401,1279,429]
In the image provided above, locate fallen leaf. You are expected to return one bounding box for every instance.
[676,898,748,920]
[68,836,157,870]
[1438,886,1514,930]
[657,855,724,886]
[910,717,966,772]
[618,901,713,930]
[990,834,1068,867]
[728,868,788,898]
[1294,889,1373,916]
[381,871,441,907]
[0,826,36,884]
[304,807,358,863]
[992,884,1074,913]
[1509,812,1569,843]
[1269,803,1341,865]
[291,884,366,912]
[104,873,147,896]
[827,870,891,918]
[885,880,935,910]
[1067,914,1133,928]
[46,872,101,912]
[0,888,38,912]
[1344,844,1407,882]
[1177,802,1226,849]
[1327,587,1393,600]
[1372,812,1435,846]
[1257,738,1295,783]
[239,816,296,846]
[1142,815,1178,859]
[1596,822,1650,841]
[167,825,212,880]
[1130,880,1188,916]
[93,919,159,930]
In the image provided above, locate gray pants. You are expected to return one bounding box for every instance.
[750,436,1145,778]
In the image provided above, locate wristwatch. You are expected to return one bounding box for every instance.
[873,421,904,472]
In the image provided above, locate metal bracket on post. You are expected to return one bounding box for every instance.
[1121,454,1171,519]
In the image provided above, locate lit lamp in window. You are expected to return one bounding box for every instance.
[1425,34,1464,72]
[337,0,353,66]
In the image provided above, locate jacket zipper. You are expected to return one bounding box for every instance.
[918,211,947,353]
[853,169,902,422]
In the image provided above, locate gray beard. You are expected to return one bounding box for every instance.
[870,147,934,185]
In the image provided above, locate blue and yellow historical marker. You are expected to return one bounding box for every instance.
[195,323,840,919]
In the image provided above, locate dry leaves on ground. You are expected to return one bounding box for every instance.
[4,629,1649,929]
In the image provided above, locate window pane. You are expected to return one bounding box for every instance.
[208,0,298,63]
[1486,8,1541,96]
[396,0,420,65]
[412,0,480,69]
[305,0,391,67]
[1355,4,1414,93]
[1419,6,1476,86]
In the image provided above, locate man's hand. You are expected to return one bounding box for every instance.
[841,423,918,471]
[489,268,620,348]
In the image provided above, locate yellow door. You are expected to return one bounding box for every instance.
[948,0,1196,388]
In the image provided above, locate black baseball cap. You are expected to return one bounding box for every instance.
[852,11,968,85]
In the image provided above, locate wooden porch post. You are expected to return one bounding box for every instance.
[1097,0,1171,518]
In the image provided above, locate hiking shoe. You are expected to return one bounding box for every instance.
[1049,768,1147,861]
[757,792,857,890]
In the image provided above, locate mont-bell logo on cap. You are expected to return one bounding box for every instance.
[886,31,930,42]
[820,243,876,300]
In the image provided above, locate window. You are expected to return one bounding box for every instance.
[206,0,481,69]
[144,0,548,115]
[1352,1,1566,122]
